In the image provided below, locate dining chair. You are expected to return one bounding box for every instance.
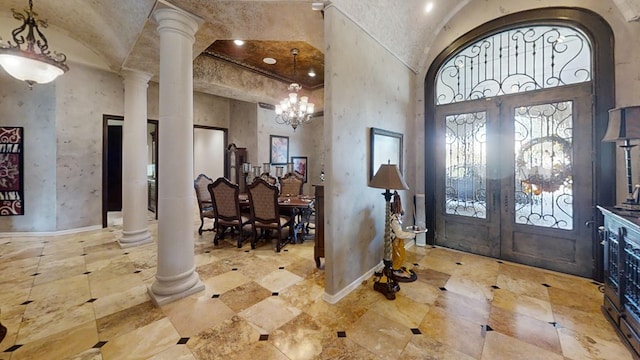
[280,173,303,196]
[260,173,278,186]
[208,177,251,248]
[194,173,216,235]
[247,178,293,252]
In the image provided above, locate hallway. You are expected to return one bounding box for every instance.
[0,219,632,359]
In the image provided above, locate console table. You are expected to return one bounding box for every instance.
[598,206,640,358]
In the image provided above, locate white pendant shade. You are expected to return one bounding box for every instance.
[0,54,65,85]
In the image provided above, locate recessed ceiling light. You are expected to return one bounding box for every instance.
[263,57,277,65]
[234,40,245,46]
[308,70,316,77]
[425,2,434,13]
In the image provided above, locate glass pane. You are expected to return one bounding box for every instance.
[436,25,591,105]
[514,101,573,230]
[445,112,487,218]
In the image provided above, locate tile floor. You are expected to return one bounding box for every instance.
[0,215,634,359]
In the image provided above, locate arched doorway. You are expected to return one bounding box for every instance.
[424,8,615,279]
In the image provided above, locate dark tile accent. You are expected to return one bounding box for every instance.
[177,337,189,344]
[205,250,210,253]
[272,292,279,296]
[84,271,91,275]
[259,334,269,341]
[20,300,32,305]
[31,273,40,276]
[43,241,48,243]
[413,263,419,267]
[82,253,87,256]
[411,328,422,335]
[134,270,141,274]
[455,262,462,265]
[244,250,250,253]
[79,240,85,243]
[232,268,238,271]
[542,283,551,287]
[284,249,289,252]
[93,341,107,348]
[496,260,503,264]
[337,331,347,338]
[279,266,285,270]
[38,254,45,257]
[481,324,494,336]
[211,294,220,299]
[439,287,447,291]
[491,285,500,289]
[5,344,22,352]
[87,298,97,303]
[123,252,129,255]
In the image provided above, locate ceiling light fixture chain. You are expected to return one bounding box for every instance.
[0,0,69,88]
[275,48,314,131]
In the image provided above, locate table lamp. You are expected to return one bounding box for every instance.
[604,106,640,206]
[369,162,409,300]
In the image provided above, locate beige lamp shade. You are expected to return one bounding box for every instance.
[603,106,640,142]
[370,164,409,190]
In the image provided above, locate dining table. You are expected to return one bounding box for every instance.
[238,194,315,244]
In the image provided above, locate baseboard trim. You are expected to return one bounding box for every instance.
[0,225,103,238]
[322,260,383,304]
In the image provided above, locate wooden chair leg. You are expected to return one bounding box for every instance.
[251,226,257,249]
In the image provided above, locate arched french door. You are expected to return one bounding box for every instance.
[424,8,615,279]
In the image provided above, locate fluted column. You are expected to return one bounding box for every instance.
[119,70,153,248]
[148,6,204,305]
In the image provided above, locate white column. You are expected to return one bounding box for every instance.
[119,70,153,248]
[148,6,204,305]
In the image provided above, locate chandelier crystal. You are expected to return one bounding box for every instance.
[275,48,314,131]
[0,0,69,88]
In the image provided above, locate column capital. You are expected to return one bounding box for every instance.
[121,69,153,83]
[153,5,202,41]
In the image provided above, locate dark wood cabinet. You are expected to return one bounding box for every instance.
[598,206,640,358]
[227,146,247,193]
[314,184,324,268]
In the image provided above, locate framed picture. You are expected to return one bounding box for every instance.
[270,135,289,164]
[369,127,403,181]
[0,127,24,215]
[291,156,308,183]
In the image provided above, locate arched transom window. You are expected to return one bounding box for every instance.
[436,25,591,105]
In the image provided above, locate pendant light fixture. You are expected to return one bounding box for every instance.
[0,0,69,88]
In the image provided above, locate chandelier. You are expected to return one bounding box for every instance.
[275,48,315,131]
[0,0,69,89]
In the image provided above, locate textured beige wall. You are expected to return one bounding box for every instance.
[324,5,414,296]
[0,76,57,231]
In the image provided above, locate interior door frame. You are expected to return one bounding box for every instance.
[102,114,159,228]
[424,7,615,280]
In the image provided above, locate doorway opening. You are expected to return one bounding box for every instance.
[102,115,158,228]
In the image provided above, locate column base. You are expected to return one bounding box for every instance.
[148,269,204,306]
[119,229,153,248]
[147,278,204,306]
